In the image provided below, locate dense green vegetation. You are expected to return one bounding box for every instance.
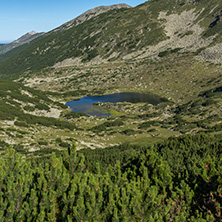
[0,133,221,221]
[91,120,124,133]
[0,43,34,63]
[0,34,44,63]
[0,80,77,130]
[173,85,222,133]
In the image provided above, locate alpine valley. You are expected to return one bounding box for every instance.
[0,0,221,221]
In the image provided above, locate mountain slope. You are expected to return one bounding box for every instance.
[0,31,44,64]
[51,4,131,33]
[0,37,46,63]
[0,0,222,77]
[0,2,129,63]
[0,31,44,55]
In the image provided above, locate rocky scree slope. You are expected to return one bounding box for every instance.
[0,0,222,76]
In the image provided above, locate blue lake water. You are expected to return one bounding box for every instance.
[66,92,167,117]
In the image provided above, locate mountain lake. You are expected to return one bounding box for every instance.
[66,92,167,117]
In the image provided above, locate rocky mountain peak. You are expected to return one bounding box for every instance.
[27,31,38,35]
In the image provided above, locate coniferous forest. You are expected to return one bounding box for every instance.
[0,133,221,221]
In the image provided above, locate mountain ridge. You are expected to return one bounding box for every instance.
[0,4,131,66]
[0,31,44,56]
[12,31,38,44]
[51,3,132,33]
